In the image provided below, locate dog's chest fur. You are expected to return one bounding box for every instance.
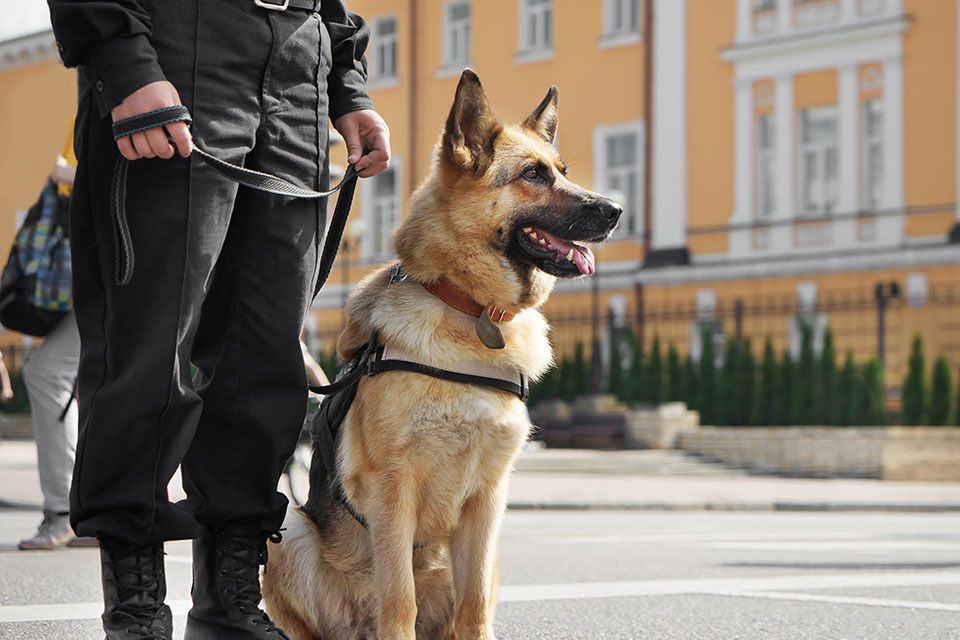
[335,268,552,540]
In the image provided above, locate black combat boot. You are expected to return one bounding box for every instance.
[184,520,289,639]
[99,540,172,640]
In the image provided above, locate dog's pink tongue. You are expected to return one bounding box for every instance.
[536,229,596,275]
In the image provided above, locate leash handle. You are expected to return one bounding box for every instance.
[109,106,360,287]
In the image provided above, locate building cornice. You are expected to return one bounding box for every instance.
[721,15,911,64]
[0,30,57,72]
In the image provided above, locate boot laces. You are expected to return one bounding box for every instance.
[218,530,289,638]
[103,547,167,639]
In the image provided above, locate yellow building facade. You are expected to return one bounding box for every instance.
[1,1,958,391]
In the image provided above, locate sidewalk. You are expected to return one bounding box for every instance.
[3,440,960,512]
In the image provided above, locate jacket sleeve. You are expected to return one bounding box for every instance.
[320,1,376,122]
[47,1,167,118]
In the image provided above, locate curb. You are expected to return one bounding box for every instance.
[507,501,960,512]
[0,498,41,511]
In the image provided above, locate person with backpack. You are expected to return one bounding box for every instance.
[6,132,94,550]
[47,0,390,637]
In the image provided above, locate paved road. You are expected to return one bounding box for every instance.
[2,509,959,639]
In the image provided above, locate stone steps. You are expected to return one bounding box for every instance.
[515,449,745,477]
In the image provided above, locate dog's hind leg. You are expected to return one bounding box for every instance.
[450,482,508,640]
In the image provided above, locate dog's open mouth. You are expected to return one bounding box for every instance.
[517,226,596,276]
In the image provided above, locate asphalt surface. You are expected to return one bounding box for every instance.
[2,510,960,639]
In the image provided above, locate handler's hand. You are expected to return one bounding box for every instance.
[333,109,390,178]
[111,81,192,161]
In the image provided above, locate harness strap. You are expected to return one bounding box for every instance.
[110,106,358,290]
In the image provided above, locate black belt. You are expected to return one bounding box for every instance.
[256,0,320,11]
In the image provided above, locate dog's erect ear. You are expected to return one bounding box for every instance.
[442,70,501,173]
[523,86,559,145]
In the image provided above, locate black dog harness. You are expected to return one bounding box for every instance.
[306,267,529,529]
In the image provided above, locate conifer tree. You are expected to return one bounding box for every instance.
[955,367,960,426]
[929,355,953,426]
[681,354,698,411]
[560,353,577,400]
[819,328,838,425]
[796,323,816,425]
[607,334,625,401]
[736,338,756,426]
[697,326,717,425]
[751,338,777,426]
[646,335,664,405]
[628,331,645,403]
[901,334,927,425]
[666,344,681,402]
[839,351,860,426]
[717,338,738,426]
[775,349,795,426]
[862,357,886,425]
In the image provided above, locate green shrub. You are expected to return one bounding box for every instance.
[666,344,681,402]
[929,356,953,426]
[796,323,816,425]
[697,326,717,425]
[681,354,697,411]
[751,338,777,426]
[717,338,738,426]
[0,370,30,414]
[839,351,859,426]
[734,338,756,426]
[861,357,886,426]
[645,335,664,405]
[901,334,927,425]
[819,328,838,425]
[775,349,795,426]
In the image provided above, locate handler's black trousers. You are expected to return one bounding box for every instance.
[69,0,332,545]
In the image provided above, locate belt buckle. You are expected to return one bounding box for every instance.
[255,0,290,10]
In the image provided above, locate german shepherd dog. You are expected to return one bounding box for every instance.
[262,70,621,640]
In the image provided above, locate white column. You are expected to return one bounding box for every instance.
[777,0,793,33]
[730,79,755,256]
[736,0,753,41]
[882,58,905,210]
[772,73,794,251]
[650,0,688,251]
[839,0,858,23]
[838,64,859,214]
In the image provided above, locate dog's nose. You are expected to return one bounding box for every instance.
[595,199,622,223]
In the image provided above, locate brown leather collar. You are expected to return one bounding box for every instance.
[424,277,515,323]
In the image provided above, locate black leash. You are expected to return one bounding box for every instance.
[110,105,359,292]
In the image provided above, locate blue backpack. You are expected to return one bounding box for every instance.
[0,178,72,336]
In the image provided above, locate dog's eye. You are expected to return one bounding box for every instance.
[522,167,541,182]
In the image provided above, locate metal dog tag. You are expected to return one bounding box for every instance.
[476,310,505,349]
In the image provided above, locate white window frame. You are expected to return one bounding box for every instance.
[600,0,641,49]
[361,157,402,262]
[861,98,883,210]
[442,1,471,69]
[798,105,839,216]
[593,120,645,240]
[369,14,398,88]
[756,113,776,218]
[517,0,554,63]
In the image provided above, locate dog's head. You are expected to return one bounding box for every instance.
[395,70,621,310]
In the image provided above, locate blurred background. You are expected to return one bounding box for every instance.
[1,0,959,434]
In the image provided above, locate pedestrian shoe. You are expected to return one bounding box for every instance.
[100,540,173,640]
[18,512,75,550]
[184,521,290,639]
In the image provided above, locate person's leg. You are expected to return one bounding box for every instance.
[183,6,330,638]
[18,311,79,550]
[68,1,272,636]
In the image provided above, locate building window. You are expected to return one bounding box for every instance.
[595,122,644,238]
[519,0,553,54]
[370,15,397,83]
[363,165,400,260]
[756,114,775,218]
[443,1,471,67]
[798,106,839,215]
[861,98,883,210]
[604,0,639,37]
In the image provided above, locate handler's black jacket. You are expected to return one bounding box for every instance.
[47,0,375,120]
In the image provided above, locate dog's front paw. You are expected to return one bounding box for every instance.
[452,624,497,640]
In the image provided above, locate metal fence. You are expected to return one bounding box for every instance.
[541,282,960,400]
